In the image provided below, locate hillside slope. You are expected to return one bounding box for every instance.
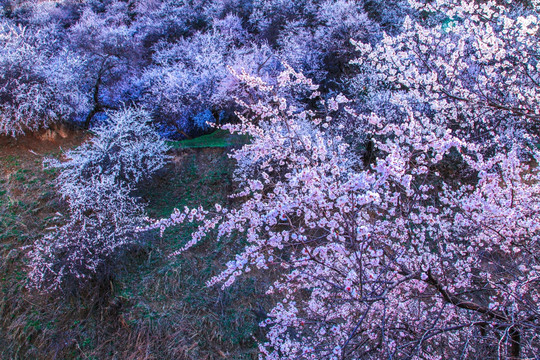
[0,131,270,359]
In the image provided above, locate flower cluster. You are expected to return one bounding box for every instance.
[352,0,540,146]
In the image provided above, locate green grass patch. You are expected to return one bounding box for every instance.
[169,129,249,149]
[115,148,272,359]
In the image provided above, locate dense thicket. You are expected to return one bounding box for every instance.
[0,0,407,138]
[2,0,539,358]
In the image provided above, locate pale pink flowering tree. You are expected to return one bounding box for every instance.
[352,0,540,143]
[150,1,540,358]
[152,69,540,358]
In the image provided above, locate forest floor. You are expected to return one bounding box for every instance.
[0,129,271,359]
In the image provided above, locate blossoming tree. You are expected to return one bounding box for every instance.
[153,0,540,357]
[152,62,540,358]
[28,107,169,293]
[0,19,88,136]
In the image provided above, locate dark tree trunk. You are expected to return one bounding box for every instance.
[84,60,106,129]
[509,327,521,359]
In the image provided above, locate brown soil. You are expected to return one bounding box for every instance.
[0,126,86,160]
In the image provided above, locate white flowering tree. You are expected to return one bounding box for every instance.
[28,107,169,293]
[67,5,144,129]
[49,107,170,188]
[0,19,88,136]
[27,177,145,293]
[150,1,540,358]
[250,0,383,85]
[138,15,279,137]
